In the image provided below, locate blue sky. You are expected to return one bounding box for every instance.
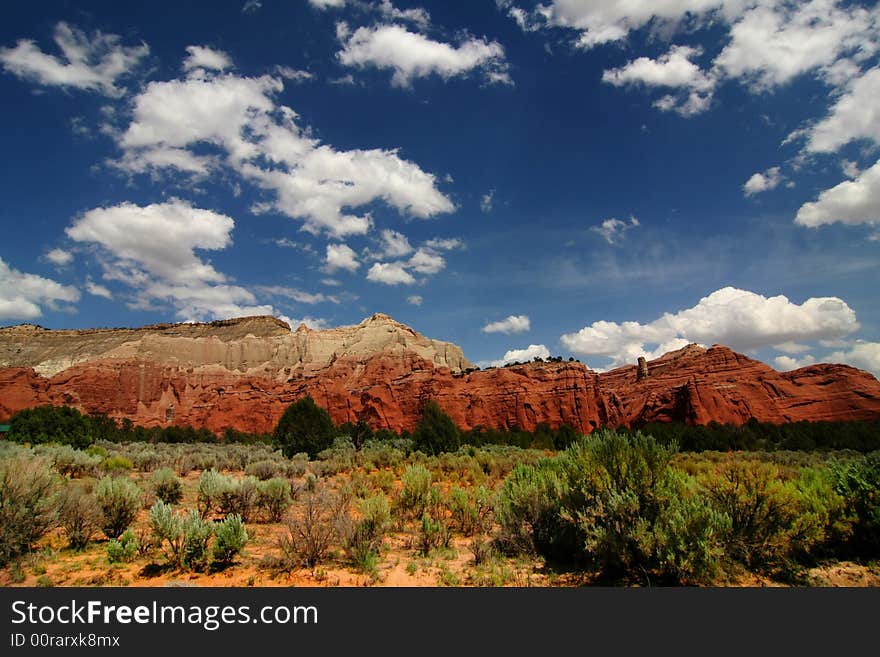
[1,0,879,375]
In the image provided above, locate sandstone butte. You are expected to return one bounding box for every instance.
[1,313,879,435]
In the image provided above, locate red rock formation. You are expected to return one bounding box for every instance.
[1,340,879,434]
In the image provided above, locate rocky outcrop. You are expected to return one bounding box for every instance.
[1,317,879,434]
[0,313,472,378]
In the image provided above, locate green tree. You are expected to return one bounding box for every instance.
[273,396,337,458]
[412,401,460,455]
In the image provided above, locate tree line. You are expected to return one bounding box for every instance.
[4,400,879,456]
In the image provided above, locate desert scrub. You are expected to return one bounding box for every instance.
[257,477,293,522]
[698,459,832,573]
[213,514,249,565]
[496,431,729,584]
[279,483,350,568]
[182,512,213,571]
[245,459,282,481]
[397,464,434,519]
[101,455,134,473]
[57,483,102,550]
[150,501,214,571]
[94,476,142,539]
[150,468,183,505]
[107,529,139,564]
[343,494,391,571]
[447,485,494,536]
[418,513,450,556]
[0,455,59,565]
[197,469,234,517]
[218,476,259,522]
[34,444,101,478]
[830,451,880,557]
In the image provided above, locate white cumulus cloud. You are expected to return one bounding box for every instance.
[827,341,880,378]
[0,257,80,320]
[66,199,273,321]
[336,23,511,87]
[795,159,880,228]
[743,166,782,197]
[45,248,74,266]
[0,22,148,97]
[774,354,817,371]
[485,344,550,367]
[325,243,360,272]
[561,286,860,369]
[366,262,415,285]
[406,295,423,306]
[116,68,454,237]
[482,314,531,335]
[183,45,233,72]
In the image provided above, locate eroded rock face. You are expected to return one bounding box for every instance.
[1,318,878,433]
[0,313,472,378]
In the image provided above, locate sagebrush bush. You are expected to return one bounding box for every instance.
[35,444,101,478]
[246,459,280,480]
[94,476,141,539]
[107,529,139,563]
[418,513,450,555]
[699,459,819,572]
[102,455,134,473]
[0,456,59,565]
[151,468,183,505]
[496,431,729,584]
[279,484,349,568]
[213,514,249,565]
[218,476,259,522]
[398,464,434,519]
[343,494,390,570]
[182,511,213,571]
[57,483,102,550]
[197,469,233,517]
[257,478,293,522]
[830,451,880,557]
[447,485,494,536]
[150,500,185,565]
[150,501,215,570]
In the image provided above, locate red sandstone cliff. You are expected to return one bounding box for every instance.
[1,317,879,434]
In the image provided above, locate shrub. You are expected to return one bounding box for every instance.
[343,494,391,570]
[150,500,185,565]
[496,431,729,584]
[418,513,450,556]
[447,485,494,536]
[257,478,293,522]
[95,476,142,539]
[218,476,259,522]
[35,445,101,478]
[495,459,571,558]
[107,529,139,563]
[151,468,183,505]
[279,484,349,568]
[0,456,59,565]
[57,483,102,550]
[150,501,215,571]
[699,459,813,572]
[274,396,337,458]
[213,514,249,565]
[397,464,434,519]
[246,459,281,481]
[182,511,214,571]
[102,455,134,473]
[412,401,460,455]
[197,469,232,517]
[830,452,880,557]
